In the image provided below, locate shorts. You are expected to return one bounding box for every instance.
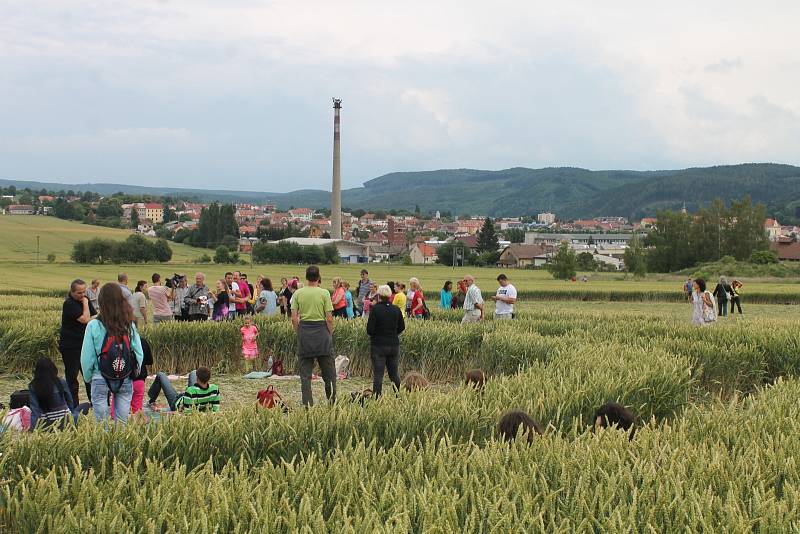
[461,310,481,324]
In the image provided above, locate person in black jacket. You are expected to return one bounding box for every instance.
[58,279,96,403]
[712,276,732,317]
[366,284,406,397]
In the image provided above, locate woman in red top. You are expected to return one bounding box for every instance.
[331,277,348,318]
[409,277,425,318]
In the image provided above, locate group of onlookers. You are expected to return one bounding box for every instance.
[685,276,744,325]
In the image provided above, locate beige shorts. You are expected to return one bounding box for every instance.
[495,313,512,320]
[461,310,481,324]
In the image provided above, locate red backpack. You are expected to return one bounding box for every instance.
[257,385,283,409]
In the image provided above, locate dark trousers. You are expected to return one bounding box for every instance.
[188,313,208,322]
[60,347,91,403]
[298,355,337,406]
[731,297,743,314]
[371,344,401,397]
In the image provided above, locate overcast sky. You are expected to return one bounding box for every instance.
[1,1,798,192]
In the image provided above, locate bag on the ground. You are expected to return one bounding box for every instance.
[98,329,137,393]
[335,355,350,375]
[10,389,30,409]
[3,406,31,431]
[350,389,373,406]
[272,359,284,376]
[257,385,284,409]
[702,291,717,323]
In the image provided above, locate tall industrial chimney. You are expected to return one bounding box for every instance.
[330,98,343,239]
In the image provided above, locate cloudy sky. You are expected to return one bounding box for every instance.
[1,1,798,192]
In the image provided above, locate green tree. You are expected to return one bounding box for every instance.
[727,195,769,260]
[576,252,598,271]
[214,245,232,264]
[645,210,693,272]
[130,208,140,229]
[750,250,778,264]
[504,228,525,244]
[435,241,477,266]
[624,234,648,278]
[476,217,499,253]
[546,242,577,280]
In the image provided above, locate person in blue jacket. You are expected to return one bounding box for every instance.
[80,282,144,424]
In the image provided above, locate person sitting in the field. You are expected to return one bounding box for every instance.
[401,371,429,391]
[147,366,220,413]
[497,410,542,443]
[28,357,91,431]
[464,369,486,389]
[594,402,635,439]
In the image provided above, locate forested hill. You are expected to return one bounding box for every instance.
[3,163,799,221]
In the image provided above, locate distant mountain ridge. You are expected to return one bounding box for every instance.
[3,163,799,221]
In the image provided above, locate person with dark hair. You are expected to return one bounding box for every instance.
[148,366,220,412]
[59,279,96,403]
[291,265,337,406]
[28,357,91,431]
[440,281,453,309]
[149,273,173,324]
[497,410,542,443]
[465,369,486,389]
[691,278,716,325]
[594,402,636,438]
[356,269,371,317]
[730,279,744,315]
[367,284,405,397]
[233,271,251,317]
[241,273,255,315]
[256,278,279,316]
[132,280,148,327]
[492,274,517,320]
[80,282,144,423]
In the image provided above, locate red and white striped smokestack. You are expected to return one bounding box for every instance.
[331,98,342,240]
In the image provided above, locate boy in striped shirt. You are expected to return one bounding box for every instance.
[148,366,220,413]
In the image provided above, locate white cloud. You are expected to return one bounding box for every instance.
[0,1,799,189]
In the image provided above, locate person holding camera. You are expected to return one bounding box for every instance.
[149,273,174,324]
[184,273,213,321]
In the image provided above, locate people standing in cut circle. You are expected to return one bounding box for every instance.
[440,281,453,310]
[132,280,148,328]
[59,279,97,403]
[392,282,407,312]
[366,284,405,397]
[291,265,337,406]
[409,278,425,319]
[256,278,280,316]
[172,275,189,321]
[211,279,231,321]
[233,271,251,317]
[730,279,744,315]
[148,273,174,324]
[86,278,101,311]
[117,273,135,310]
[330,277,348,318]
[492,274,517,320]
[713,276,733,317]
[278,278,290,316]
[356,269,372,317]
[80,282,144,424]
[461,275,484,324]
[184,273,212,321]
[343,281,355,319]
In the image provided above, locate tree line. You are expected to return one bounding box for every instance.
[71,235,173,264]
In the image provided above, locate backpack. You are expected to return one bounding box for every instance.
[702,291,718,323]
[272,359,284,376]
[257,385,284,410]
[421,301,431,320]
[98,326,137,393]
[2,407,31,432]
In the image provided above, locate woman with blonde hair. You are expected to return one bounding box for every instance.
[330,276,347,318]
[409,277,426,319]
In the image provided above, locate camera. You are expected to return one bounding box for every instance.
[165,273,183,289]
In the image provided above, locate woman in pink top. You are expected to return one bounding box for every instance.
[240,315,259,372]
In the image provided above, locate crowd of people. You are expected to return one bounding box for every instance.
[7,265,641,440]
[684,276,744,326]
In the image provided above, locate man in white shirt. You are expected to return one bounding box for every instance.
[492,274,517,320]
[461,275,484,324]
[225,271,241,319]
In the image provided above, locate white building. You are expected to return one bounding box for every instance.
[277,237,369,264]
[537,212,556,225]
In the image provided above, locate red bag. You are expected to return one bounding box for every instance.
[257,385,283,409]
[272,359,284,376]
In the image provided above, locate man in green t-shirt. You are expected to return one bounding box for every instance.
[291,265,337,406]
